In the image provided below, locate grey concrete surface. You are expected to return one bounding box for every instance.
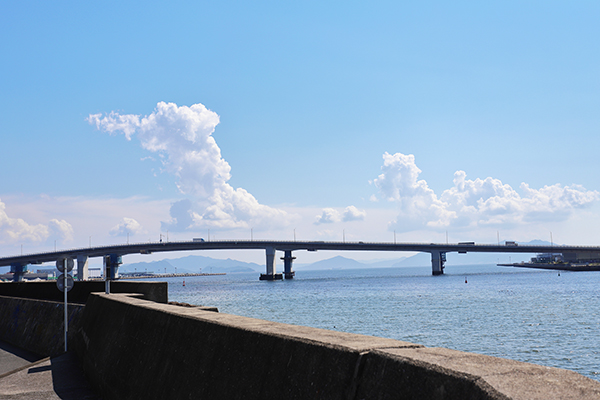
[75,293,600,399]
[0,342,41,377]
[3,290,600,399]
[0,296,85,357]
[0,352,100,400]
[0,281,167,304]
[377,347,600,400]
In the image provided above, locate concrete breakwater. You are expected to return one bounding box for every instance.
[1,285,600,399]
[0,295,84,357]
[0,280,167,304]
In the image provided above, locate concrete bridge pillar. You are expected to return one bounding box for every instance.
[103,254,123,293]
[104,254,122,280]
[10,262,27,282]
[431,251,446,275]
[77,255,89,281]
[281,250,296,279]
[266,246,275,275]
[260,247,283,281]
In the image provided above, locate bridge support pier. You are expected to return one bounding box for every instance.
[10,262,27,282]
[431,251,446,275]
[77,255,89,281]
[103,254,123,293]
[281,250,296,279]
[260,247,283,281]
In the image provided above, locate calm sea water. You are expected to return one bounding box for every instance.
[153,264,600,381]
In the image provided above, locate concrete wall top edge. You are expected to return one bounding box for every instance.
[0,294,68,307]
[376,347,600,400]
[99,293,600,399]
[74,293,600,399]
[95,293,423,353]
[0,280,168,304]
[0,295,86,357]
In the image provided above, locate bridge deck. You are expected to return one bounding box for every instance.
[1,240,599,268]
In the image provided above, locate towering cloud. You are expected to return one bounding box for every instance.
[372,153,455,229]
[373,152,599,231]
[88,102,290,231]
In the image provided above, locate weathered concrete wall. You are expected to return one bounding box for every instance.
[0,295,84,357]
[76,294,600,400]
[0,280,167,304]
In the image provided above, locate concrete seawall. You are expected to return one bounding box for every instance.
[0,295,84,357]
[0,280,168,304]
[75,293,600,399]
[1,284,600,399]
[0,281,167,358]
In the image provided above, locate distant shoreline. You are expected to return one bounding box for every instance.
[498,262,600,272]
[119,272,226,280]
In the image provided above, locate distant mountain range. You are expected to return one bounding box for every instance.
[296,255,372,270]
[121,240,547,273]
[121,255,262,274]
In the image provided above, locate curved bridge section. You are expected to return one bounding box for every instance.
[1,240,600,281]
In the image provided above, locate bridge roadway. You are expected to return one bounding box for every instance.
[2,240,600,281]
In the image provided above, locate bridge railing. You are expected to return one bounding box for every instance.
[2,239,599,267]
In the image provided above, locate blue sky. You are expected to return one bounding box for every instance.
[1,1,600,265]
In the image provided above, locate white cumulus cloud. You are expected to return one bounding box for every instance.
[0,199,73,243]
[315,208,339,224]
[373,152,599,232]
[315,206,366,224]
[342,206,366,222]
[373,152,456,229]
[109,217,147,237]
[49,219,74,242]
[88,102,290,231]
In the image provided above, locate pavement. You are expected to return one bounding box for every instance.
[0,342,40,377]
[0,341,100,400]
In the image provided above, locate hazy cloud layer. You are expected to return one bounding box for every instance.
[88,102,290,231]
[373,152,599,232]
[109,217,146,237]
[315,206,366,224]
[0,199,73,243]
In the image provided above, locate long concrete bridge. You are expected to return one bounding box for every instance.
[2,239,600,282]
